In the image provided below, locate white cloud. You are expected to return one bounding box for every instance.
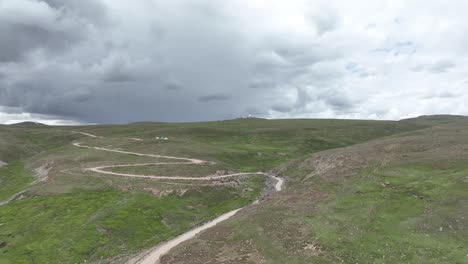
[0,0,467,123]
[0,107,82,125]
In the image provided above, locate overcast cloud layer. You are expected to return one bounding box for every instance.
[1,0,467,124]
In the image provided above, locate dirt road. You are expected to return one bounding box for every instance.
[0,190,27,207]
[0,161,51,207]
[72,131,284,264]
[130,174,283,264]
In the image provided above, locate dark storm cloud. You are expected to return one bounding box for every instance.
[103,60,138,83]
[0,0,107,63]
[0,22,79,62]
[0,106,22,114]
[0,0,346,123]
[0,0,258,123]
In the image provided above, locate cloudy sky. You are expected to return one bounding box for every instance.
[0,0,467,124]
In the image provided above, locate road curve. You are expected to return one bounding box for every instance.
[71,131,284,264]
[133,174,283,264]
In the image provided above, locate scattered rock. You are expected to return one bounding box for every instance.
[215,170,229,175]
[211,179,240,187]
[144,187,161,196]
[16,193,27,201]
[160,190,175,197]
[176,189,188,197]
[144,188,183,197]
[380,181,391,187]
[34,161,54,182]
[0,161,7,168]
[303,242,321,256]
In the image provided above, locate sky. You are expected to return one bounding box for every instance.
[0,0,467,124]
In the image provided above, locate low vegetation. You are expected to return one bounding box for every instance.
[0,117,466,263]
[0,162,33,201]
[300,162,467,263]
[162,118,468,264]
[0,182,263,263]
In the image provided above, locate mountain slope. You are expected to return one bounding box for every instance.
[402,114,468,126]
[162,120,468,264]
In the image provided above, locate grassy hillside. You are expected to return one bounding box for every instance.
[0,125,79,162]
[0,117,445,263]
[162,120,468,264]
[0,162,33,202]
[69,118,425,171]
[401,114,468,126]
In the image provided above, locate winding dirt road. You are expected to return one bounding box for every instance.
[72,131,284,264]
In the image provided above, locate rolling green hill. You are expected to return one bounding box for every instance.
[0,116,465,263]
[162,118,468,264]
[401,114,468,126]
